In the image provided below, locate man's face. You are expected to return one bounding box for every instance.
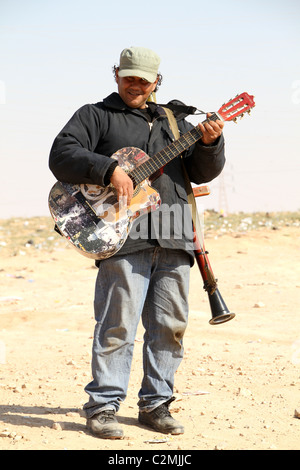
[116,70,158,109]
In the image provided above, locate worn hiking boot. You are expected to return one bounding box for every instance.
[138,398,184,435]
[86,410,124,439]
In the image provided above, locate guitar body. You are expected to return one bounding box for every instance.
[48,147,161,259]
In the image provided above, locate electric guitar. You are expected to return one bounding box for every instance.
[48,92,255,260]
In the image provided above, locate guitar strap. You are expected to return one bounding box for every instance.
[162,107,202,239]
[163,107,217,288]
[160,102,199,120]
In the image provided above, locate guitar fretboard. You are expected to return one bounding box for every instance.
[129,112,220,186]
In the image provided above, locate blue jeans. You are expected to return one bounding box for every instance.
[83,247,190,418]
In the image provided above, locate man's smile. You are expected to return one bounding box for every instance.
[116,72,158,109]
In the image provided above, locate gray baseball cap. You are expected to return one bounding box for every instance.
[118,47,160,83]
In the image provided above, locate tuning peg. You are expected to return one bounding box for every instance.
[233,117,237,123]
[247,110,251,115]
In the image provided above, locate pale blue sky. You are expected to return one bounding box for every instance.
[1,0,300,218]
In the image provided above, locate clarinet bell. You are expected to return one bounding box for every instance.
[208,288,235,325]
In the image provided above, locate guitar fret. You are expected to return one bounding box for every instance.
[181,134,193,147]
[143,158,157,174]
[174,139,187,152]
[158,149,172,163]
[132,167,147,183]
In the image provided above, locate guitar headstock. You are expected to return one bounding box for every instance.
[217,92,255,122]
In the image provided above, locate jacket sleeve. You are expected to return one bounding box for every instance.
[178,118,226,184]
[49,104,114,187]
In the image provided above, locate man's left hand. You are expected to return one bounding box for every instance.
[198,113,224,145]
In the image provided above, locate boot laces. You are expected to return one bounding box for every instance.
[153,403,171,418]
[99,410,116,423]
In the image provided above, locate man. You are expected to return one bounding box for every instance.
[49,46,225,439]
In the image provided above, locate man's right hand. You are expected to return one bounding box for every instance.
[110,166,134,206]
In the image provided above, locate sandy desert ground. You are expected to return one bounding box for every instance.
[0,211,299,452]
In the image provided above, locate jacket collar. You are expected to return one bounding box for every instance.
[103,92,127,110]
[102,92,167,119]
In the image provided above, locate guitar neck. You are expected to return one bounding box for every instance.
[130,112,220,186]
